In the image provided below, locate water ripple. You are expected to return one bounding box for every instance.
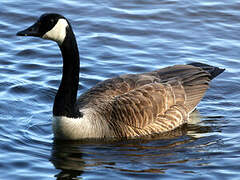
[0,0,239,179]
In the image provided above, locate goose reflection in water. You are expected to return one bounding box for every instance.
[50,110,221,180]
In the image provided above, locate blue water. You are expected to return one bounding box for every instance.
[0,0,240,179]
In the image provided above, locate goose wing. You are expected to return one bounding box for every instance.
[78,65,213,137]
[107,65,212,137]
[108,81,189,137]
[153,64,211,113]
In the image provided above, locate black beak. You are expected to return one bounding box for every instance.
[16,22,41,37]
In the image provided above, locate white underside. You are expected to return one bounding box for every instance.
[52,108,112,140]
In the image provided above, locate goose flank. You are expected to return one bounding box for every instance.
[17,13,225,140]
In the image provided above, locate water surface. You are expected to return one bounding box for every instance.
[0,0,240,179]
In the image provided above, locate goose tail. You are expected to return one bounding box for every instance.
[188,62,225,79]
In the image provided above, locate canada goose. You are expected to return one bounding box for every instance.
[17,13,224,140]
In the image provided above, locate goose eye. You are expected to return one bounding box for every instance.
[50,19,55,25]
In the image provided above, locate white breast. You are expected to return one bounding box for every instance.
[52,108,113,139]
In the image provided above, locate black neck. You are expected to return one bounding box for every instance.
[53,26,81,118]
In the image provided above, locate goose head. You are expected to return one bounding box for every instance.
[17,13,69,45]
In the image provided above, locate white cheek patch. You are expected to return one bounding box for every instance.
[42,19,68,45]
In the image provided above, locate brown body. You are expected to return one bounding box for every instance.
[76,64,215,139]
